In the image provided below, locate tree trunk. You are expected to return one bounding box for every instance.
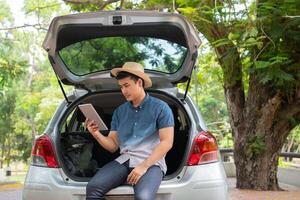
[0,137,6,169]
[234,148,281,190]
[233,118,293,190]
[28,115,37,144]
[227,74,295,190]
[6,133,11,167]
[0,144,4,169]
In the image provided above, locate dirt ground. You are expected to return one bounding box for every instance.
[228,178,300,200]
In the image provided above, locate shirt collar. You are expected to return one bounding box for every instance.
[130,93,149,109]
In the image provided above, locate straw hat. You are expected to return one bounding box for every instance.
[111,62,152,88]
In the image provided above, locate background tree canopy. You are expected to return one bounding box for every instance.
[0,0,299,191]
[59,36,187,75]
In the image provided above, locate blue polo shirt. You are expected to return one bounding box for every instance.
[110,93,174,173]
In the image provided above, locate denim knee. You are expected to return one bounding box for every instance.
[86,181,106,200]
[134,190,155,200]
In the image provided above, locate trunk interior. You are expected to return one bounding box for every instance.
[58,91,190,181]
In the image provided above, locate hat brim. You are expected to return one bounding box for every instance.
[111,68,152,88]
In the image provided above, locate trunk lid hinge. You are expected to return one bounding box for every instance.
[182,75,192,102]
[55,73,71,105]
[181,51,198,102]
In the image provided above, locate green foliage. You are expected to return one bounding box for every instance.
[278,157,293,168]
[219,133,234,148]
[0,1,27,89]
[24,0,64,21]
[283,125,300,153]
[246,135,267,158]
[0,0,13,24]
[59,36,186,75]
[0,0,71,167]
[0,87,17,166]
[177,0,300,97]
[65,0,138,12]
[254,0,300,95]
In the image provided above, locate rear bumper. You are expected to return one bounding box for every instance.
[23,162,228,200]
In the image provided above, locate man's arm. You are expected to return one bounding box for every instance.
[127,126,174,185]
[142,127,174,167]
[85,119,119,153]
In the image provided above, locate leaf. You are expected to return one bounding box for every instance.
[246,37,257,44]
[269,56,290,65]
[212,38,232,48]
[278,69,294,81]
[255,61,270,69]
[249,28,258,37]
[241,37,258,47]
[228,32,240,40]
[257,42,264,49]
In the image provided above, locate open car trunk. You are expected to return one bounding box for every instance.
[57,90,191,182]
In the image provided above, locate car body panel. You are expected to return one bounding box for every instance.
[23,163,228,200]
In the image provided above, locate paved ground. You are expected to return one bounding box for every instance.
[0,183,23,200]
[0,179,299,200]
[0,189,22,200]
[228,178,300,200]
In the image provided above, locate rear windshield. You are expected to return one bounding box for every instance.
[58,36,187,76]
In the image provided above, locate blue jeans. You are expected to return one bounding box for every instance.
[86,160,163,200]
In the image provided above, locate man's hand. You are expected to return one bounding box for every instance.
[85,118,99,137]
[127,163,150,185]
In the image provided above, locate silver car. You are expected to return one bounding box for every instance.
[23,11,228,200]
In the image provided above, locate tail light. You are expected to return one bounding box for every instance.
[188,131,218,166]
[31,134,59,168]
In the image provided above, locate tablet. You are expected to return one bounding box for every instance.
[78,104,108,130]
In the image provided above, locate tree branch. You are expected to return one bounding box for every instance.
[256,93,282,133]
[63,0,103,5]
[99,0,120,10]
[271,86,300,150]
[63,0,120,10]
[0,24,48,31]
[119,0,125,9]
[276,85,300,120]
[25,3,61,14]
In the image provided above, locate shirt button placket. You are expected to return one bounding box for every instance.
[133,122,137,137]
[133,108,138,138]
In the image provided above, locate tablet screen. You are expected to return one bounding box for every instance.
[78,104,108,130]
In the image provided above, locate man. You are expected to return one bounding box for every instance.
[85,62,174,200]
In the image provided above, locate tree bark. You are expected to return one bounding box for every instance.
[0,141,4,168]
[234,147,281,190]
[6,132,11,167]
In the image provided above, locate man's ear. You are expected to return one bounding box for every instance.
[138,79,143,87]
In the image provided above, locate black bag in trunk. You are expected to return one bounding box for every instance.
[61,133,98,177]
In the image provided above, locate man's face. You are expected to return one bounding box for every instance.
[118,77,143,101]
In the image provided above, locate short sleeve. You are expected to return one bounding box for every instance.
[156,103,175,129]
[110,110,119,131]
